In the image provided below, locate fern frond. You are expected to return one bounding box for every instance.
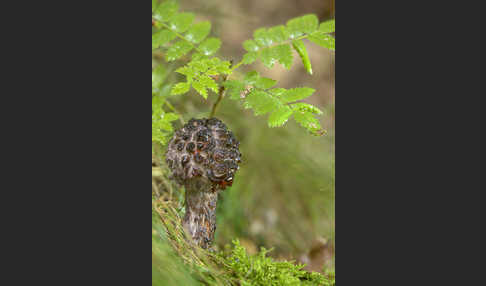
[152,2,221,60]
[226,71,325,136]
[170,57,231,99]
[153,3,333,137]
[152,95,180,144]
[292,39,312,74]
[185,21,211,44]
[198,38,221,56]
[238,16,335,70]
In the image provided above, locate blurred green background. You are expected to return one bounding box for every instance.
[153,0,335,281]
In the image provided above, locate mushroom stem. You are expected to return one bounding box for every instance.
[182,178,219,249]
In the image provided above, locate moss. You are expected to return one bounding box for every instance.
[152,198,334,286]
[221,239,332,286]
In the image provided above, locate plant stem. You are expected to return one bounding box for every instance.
[209,60,233,118]
[209,77,227,118]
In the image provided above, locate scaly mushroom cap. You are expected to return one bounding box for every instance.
[165,117,241,191]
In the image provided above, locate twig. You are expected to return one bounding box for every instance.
[210,60,233,118]
[209,82,226,118]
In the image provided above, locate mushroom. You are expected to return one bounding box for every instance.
[165,118,241,249]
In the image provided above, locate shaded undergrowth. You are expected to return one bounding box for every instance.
[152,195,335,285]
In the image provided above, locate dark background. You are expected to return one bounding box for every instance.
[3,0,485,285]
